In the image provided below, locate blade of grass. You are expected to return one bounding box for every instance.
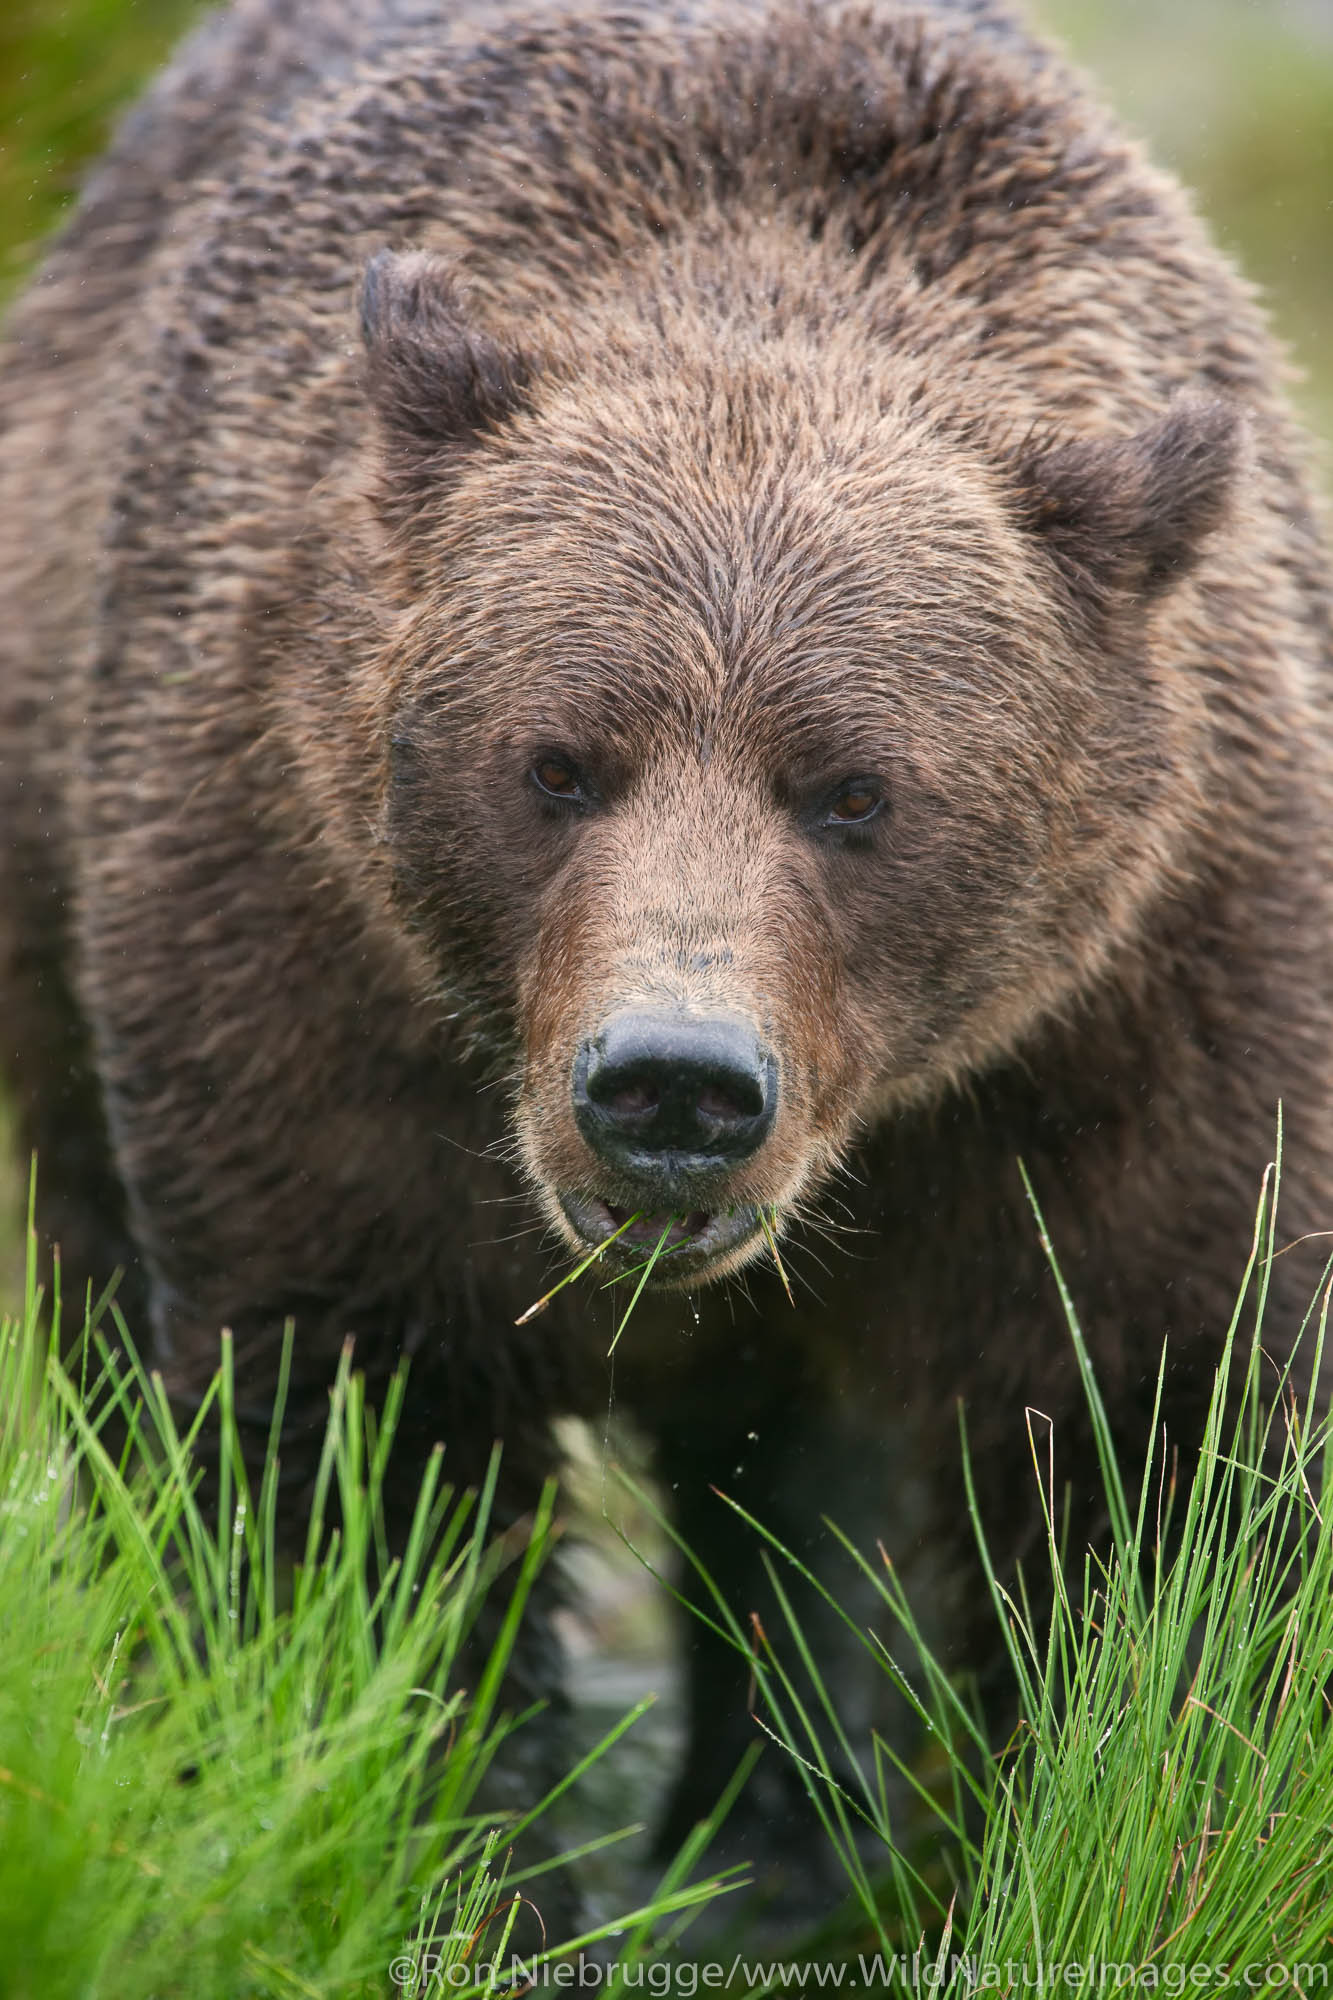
[607,1216,677,1354]
[758,1205,795,1305]
[515,1210,644,1324]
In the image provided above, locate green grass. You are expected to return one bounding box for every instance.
[7,1146,1332,1994]
[625,1155,1333,1984]
[0,1191,727,2000]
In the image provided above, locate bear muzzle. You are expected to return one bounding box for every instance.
[559,1190,763,1277]
[559,1008,778,1277]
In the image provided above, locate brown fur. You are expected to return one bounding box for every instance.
[3,0,1332,1927]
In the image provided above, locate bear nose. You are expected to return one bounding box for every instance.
[573,1011,776,1173]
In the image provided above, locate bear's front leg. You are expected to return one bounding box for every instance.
[638,1327,912,1926]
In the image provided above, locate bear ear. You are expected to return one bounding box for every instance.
[1015,397,1243,613]
[359,248,533,457]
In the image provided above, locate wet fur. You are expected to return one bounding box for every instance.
[2,0,1332,1927]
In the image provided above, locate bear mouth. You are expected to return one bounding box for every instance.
[560,1193,761,1280]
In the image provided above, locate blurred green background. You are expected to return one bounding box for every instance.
[1,0,1331,452]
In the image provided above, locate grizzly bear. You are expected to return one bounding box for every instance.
[2,0,1332,1934]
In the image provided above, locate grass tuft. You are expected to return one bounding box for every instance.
[614,1150,1333,1974]
[0,1187,725,1997]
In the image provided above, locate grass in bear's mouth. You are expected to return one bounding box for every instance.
[606,1216,678,1354]
[757,1204,794,1304]
[513,1208,644,1324]
[517,1204,793,1343]
[605,1205,708,1249]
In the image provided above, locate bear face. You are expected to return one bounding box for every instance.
[368,251,1239,1286]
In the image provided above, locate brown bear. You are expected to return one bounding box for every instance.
[2,0,1332,1933]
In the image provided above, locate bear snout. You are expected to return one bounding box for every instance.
[572,1008,777,1192]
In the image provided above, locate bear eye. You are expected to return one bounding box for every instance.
[822,779,884,828]
[529,754,586,805]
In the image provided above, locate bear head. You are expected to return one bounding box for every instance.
[360,249,1239,1284]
